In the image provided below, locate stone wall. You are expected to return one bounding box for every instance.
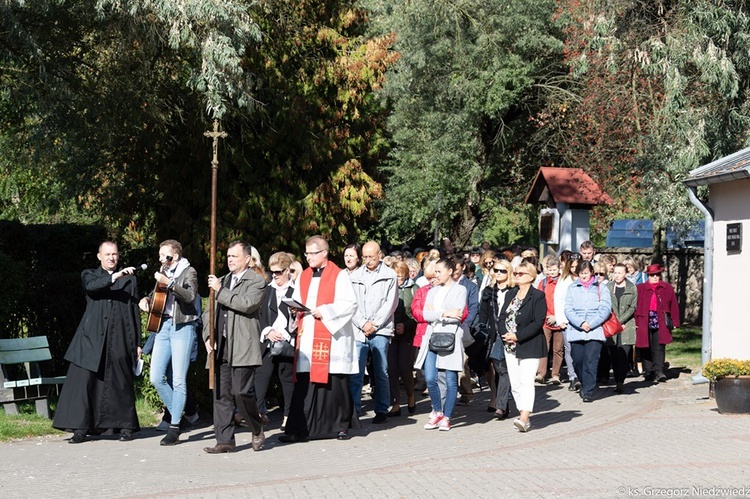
[598,247,704,326]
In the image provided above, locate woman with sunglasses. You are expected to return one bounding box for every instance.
[480,258,514,418]
[553,252,582,391]
[255,252,297,430]
[564,260,613,403]
[495,261,546,432]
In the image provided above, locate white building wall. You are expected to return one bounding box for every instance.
[710,178,750,360]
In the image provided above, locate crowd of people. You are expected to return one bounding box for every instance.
[52,236,681,451]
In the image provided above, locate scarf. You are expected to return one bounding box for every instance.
[579,275,595,289]
[297,262,341,383]
[648,281,660,311]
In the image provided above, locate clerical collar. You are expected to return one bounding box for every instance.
[312,267,325,277]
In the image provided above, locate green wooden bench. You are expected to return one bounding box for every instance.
[0,336,66,418]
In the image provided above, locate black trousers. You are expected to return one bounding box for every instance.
[254,352,295,417]
[492,358,511,412]
[609,344,632,383]
[640,329,665,377]
[213,340,262,444]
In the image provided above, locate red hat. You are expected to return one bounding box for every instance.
[645,263,664,275]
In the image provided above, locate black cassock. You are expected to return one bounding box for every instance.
[53,266,141,432]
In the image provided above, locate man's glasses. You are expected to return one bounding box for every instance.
[491,268,508,274]
[304,250,325,257]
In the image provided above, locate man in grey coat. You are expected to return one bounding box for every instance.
[202,240,266,453]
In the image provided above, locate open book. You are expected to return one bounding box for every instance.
[281,297,310,312]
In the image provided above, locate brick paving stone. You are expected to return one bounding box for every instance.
[2,372,749,498]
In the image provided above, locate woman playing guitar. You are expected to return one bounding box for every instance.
[138,240,199,446]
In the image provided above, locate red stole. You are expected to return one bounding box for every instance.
[297,262,341,383]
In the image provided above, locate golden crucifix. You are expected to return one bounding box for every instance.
[204,119,227,390]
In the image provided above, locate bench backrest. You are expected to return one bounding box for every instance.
[0,337,54,388]
[0,337,53,365]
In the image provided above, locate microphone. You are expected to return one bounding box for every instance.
[138,263,148,271]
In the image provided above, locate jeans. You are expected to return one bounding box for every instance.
[424,350,458,419]
[570,340,603,398]
[562,327,578,381]
[150,318,196,425]
[350,335,390,415]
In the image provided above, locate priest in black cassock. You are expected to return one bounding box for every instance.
[53,241,142,443]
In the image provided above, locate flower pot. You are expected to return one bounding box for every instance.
[714,376,750,414]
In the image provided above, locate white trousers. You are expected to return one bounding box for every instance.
[504,350,540,413]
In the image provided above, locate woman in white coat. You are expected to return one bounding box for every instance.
[414,258,467,431]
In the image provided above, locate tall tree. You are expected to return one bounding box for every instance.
[538,0,750,240]
[365,0,565,247]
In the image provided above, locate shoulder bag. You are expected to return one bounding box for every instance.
[429,325,458,353]
[597,285,623,338]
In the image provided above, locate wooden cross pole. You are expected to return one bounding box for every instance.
[204,119,227,390]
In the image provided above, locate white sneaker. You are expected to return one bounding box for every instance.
[424,411,444,430]
[513,418,530,433]
[155,420,169,432]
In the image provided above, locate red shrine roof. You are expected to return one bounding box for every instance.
[525,167,613,206]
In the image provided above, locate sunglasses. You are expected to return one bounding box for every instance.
[569,254,581,260]
[595,272,606,277]
[512,272,529,277]
[270,269,287,277]
[484,260,495,268]
[491,268,508,274]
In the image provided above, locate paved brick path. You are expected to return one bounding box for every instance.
[2,372,749,498]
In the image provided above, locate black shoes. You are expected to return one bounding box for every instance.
[119,430,133,442]
[656,373,668,383]
[615,382,625,394]
[337,430,350,440]
[387,408,402,417]
[407,405,417,415]
[582,396,593,403]
[160,425,180,446]
[278,434,309,443]
[568,380,581,392]
[69,430,87,444]
[372,412,389,424]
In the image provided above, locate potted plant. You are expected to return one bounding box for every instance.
[702,358,750,414]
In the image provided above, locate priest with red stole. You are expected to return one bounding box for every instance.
[279,235,361,442]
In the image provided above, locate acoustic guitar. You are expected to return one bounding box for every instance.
[146,282,169,333]
[146,258,172,333]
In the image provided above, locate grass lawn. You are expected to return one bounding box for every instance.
[666,325,703,373]
[0,397,160,442]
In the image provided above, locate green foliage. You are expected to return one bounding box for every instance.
[545,0,750,237]
[0,408,63,442]
[366,0,565,247]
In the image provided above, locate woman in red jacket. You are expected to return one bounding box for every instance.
[634,264,680,383]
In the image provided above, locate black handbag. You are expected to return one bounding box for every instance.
[268,339,295,357]
[656,293,675,331]
[429,330,456,353]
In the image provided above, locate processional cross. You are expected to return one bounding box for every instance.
[204,120,227,389]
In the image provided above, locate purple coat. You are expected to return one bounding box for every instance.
[634,280,680,348]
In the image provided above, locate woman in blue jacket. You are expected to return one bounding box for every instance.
[564,260,612,403]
